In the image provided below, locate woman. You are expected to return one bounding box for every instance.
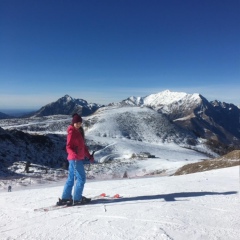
[57,113,94,206]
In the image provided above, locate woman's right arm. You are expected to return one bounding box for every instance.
[66,128,77,159]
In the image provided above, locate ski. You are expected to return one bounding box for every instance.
[34,193,121,212]
[34,204,68,212]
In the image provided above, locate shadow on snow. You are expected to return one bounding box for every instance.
[91,191,238,203]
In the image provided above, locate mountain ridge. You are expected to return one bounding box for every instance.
[28,94,104,117]
[0,90,239,156]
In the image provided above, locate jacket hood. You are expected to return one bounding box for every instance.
[67,125,75,133]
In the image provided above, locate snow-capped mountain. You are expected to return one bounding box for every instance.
[119,90,240,149]
[120,90,201,109]
[29,94,104,117]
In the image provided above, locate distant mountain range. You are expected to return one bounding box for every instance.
[0,90,240,152]
[0,111,11,119]
[0,90,240,179]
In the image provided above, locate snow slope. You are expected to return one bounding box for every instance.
[85,106,213,172]
[86,106,193,144]
[0,166,239,240]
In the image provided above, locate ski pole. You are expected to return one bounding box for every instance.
[86,151,95,172]
[93,142,116,155]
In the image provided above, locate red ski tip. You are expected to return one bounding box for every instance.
[113,194,120,198]
[100,193,106,197]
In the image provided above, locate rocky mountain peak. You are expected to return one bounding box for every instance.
[31,95,103,117]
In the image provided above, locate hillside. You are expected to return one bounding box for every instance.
[85,106,197,146]
[174,150,240,175]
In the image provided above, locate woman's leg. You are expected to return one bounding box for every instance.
[73,160,86,201]
[61,160,75,200]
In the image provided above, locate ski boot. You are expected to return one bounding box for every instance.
[56,198,73,206]
[80,196,91,205]
[71,196,92,206]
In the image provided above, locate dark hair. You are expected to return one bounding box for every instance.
[79,126,85,140]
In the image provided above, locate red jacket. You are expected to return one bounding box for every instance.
[66,125,91,160]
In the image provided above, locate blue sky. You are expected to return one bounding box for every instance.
[0,0,239,110]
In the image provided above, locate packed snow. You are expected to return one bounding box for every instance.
[0,166,239,240]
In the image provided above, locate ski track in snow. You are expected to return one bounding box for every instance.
[0,166,239,240]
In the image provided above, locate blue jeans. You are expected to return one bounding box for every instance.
[62,160,86,201]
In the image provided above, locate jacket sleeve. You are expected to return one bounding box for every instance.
[66,128,77,159]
